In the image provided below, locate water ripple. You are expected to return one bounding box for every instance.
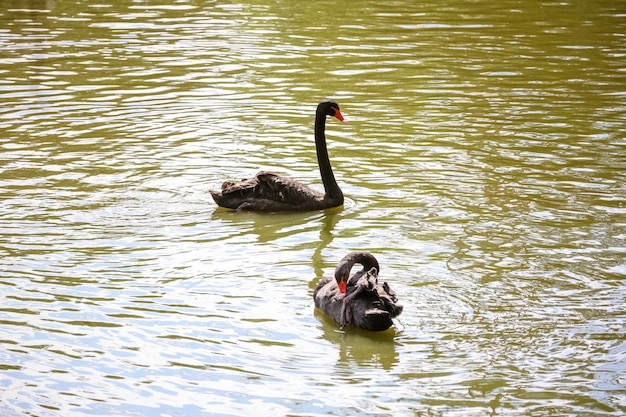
[1,0,625,416]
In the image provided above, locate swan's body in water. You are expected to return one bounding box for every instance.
[210,100,346,212]
[313,252,403,331]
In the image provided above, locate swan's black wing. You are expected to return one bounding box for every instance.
[313,275,343,324]
[255,171,324,202]
[344,279,403,331]
[313,269,403,331]
[210,171,325,211]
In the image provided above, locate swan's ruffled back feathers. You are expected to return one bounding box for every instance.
[210,170,326,211]
[255,171,325,202]
[313,270,403,331]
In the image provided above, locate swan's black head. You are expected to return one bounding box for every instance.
[318,100,345,123]
[334,251,379,294]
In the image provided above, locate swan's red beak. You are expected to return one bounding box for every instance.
[338,277,347,294]
[333,108,347,124]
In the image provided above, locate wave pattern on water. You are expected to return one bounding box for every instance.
[1,0,625,416]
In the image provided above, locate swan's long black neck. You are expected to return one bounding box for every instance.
[315,109,344,205]
[334,251,380,285]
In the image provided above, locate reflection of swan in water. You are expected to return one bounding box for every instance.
[210,207,337,246]
[313,251,403,331]
[210,100,346,211]
[311,209,341,279]
[314,309,400,370]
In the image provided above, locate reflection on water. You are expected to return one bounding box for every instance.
[1,0,625,415]
[310,209,341,278]
[315,309,400,370]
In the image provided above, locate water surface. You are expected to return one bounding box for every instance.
[1,0,625,415]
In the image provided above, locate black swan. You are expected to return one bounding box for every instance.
[210,100,346,211]
[313,251,403,331]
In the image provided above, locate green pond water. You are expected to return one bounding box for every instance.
[1,0,625,415]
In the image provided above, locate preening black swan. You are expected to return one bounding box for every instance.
[313,251,403,331]
[210,100,346,211]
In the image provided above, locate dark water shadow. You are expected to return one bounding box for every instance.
[314,309,400,370]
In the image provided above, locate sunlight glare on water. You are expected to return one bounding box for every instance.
[1,0,625,416]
